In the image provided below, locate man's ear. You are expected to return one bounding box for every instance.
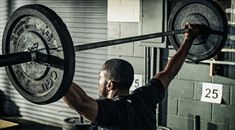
[106,80,116,90]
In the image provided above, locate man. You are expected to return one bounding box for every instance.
[63,24,199,130]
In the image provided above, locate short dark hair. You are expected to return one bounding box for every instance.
[101,59,134,90]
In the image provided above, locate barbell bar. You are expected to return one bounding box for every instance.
[0,25,224,68]
[0,28,189,68]
[1,0,228,104]
[74,28,190,51]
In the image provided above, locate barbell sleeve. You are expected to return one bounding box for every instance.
[75,28,189,51]
[0,52,32,67]
[0,51,65,69]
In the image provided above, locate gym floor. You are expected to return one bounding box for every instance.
[0,117,61,130]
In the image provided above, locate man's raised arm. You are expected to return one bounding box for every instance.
[154,24,199,89]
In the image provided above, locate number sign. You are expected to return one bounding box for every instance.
[200,82,223,104]
[130,74,143,92]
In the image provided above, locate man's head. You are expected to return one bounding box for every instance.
[98,59,134,98]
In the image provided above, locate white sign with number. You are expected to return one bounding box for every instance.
[130,74,143,92]
[200,82,223,104]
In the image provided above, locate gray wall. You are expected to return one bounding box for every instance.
[108,0,235,130]
[107,1,145,76]
[162,1,235,130]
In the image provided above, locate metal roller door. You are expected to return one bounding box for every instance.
[0,0,107,126]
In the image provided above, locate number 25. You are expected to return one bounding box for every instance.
[205,88,218,99]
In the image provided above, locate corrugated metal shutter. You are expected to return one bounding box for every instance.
[0,0,14,117]
[0,1,8,86]
[0,0,107,126]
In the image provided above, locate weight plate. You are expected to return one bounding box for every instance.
[168,0,228,61]
[2,4,75,104]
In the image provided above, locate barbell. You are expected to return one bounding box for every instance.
[1,0,228,104]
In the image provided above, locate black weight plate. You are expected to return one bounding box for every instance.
[168,0,228,61]
[2,4,75,104]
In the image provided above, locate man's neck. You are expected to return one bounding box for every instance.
[107,89,129,99]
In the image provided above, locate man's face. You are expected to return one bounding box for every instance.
[98,70,108,98]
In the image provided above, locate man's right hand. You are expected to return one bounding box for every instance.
[184,23,200,41]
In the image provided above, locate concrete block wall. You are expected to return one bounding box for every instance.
[164,49,235,130]
[107,0,145,76]
[107,22,145,75]
[164,1,235,129]
[107,0,235,130]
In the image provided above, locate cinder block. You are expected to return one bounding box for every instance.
[108,22,120,39]
[212,104,235,125]
[230,125,235,130]
[160,112,229,130]
[231,86,235,106]
[202,122,230,130]
[107,55,119,59]
[108,23,139,56]
[108,43,134,56]
[157,96,178,115]
[120,22,138,37]
[133,42,145,57]
[178,63,212,82]
[117,56,145,75]
[212,75,235,86]
[220,85,230,105]
[194,82,230,105]
[142,0,163,43]
[168,79,194,98]
[108,22,134,56]
[167,96,178,115]
[178,98,212,121]
[108,0,139,22]
[166,115,194,130]
[194,82,202,100]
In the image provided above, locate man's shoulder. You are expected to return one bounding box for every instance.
[132,78,164,92]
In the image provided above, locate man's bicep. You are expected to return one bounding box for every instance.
[154,70,173,89]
